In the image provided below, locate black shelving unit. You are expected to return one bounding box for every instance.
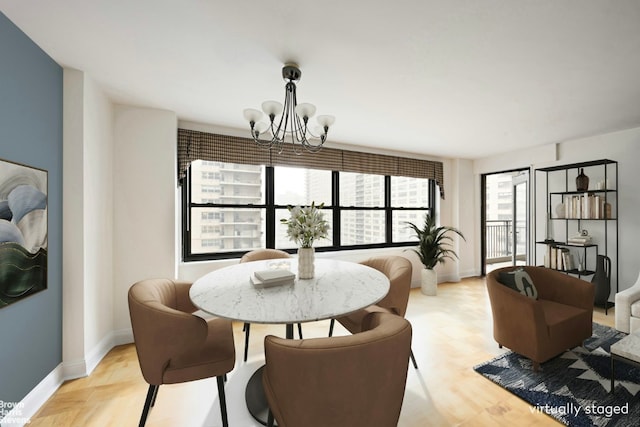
[534,159,619,307]
[535,240,597,276]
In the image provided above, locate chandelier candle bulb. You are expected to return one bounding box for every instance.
[243,108,263,123]
[295,103,316,120]
[316,115,335,128]
[261,100,283,117]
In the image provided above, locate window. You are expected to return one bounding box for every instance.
[186,160,266,256]
[390,176,432,243]
[179,129,444,260]
[339,172,385,245]
[183,161,436,260]
[273,166,333,249]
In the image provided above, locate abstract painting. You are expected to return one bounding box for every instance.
[0,158,47,308]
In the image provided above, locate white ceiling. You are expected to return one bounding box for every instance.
[2,0,640,159]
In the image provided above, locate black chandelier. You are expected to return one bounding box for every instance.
[243,63,335,153]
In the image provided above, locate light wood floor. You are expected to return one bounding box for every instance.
[28,276,615,427]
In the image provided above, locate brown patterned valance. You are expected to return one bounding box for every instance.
[177,128,445,198]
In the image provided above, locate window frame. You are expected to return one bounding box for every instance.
[182,164,436,261]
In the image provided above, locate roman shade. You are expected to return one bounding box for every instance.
[177,128,445,198]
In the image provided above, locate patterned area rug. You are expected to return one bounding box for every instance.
[474,323,640,426]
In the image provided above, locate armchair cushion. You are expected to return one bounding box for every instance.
[614,271,640,334]
[498,267,538,299]
[632,301,640,318]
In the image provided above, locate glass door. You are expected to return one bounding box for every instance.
[511,171,529,266]
[482,168,530,274]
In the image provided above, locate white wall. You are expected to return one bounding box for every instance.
[112,106,178,333]
[474,143,557,175]
[62,68,86,374]
[450,159,477,278]
[82,72,114,365]
[62,69,115,376]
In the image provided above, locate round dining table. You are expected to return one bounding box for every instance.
[190,258,390,425]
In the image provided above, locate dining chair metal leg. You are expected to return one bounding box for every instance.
[328,318,335,337]
[150,383,159,407]
[243,322,251,361]
[410,349,418,369]
[217,376,229,427]
[139,384,159,427]
[297,323,303,339]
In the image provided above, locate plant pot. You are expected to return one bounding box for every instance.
[297,247,315,279]
[421,268,437,296]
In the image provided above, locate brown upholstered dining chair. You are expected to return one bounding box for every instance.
[329,255,418,368]
[239,249,303,361]
[128,279,235,427]
[263,311,412,427]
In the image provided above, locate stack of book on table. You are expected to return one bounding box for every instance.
[250,269,296,287]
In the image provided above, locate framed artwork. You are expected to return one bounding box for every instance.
[0,157,48,308]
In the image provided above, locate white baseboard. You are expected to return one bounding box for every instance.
[112,327,134,347]
[1,328,138,427]
[63,328,135,380]
[460,268,481,278]
[438,272,461,283]
[1,364,64,427]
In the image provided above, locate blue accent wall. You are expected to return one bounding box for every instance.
[0,12,63,403]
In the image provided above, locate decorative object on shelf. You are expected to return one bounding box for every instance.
[562,193,610,219]
[243,63,335,154]
[592,254,611,310]
[567,230,592,246]
[544,214,554,243]
[406,213,466,296]
[280,202,329,279]
[577,253,585,272]
[575,168,589,191]
[554,203,565,219]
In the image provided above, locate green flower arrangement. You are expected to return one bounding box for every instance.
[280,202,330,248]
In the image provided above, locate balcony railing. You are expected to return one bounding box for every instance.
[486,219,526,262]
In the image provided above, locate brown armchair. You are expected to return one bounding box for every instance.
[486,266,594,370]
[239,249,303,361]
[263,312,412,427]
[128,279,235,427]
[329,256,418,368]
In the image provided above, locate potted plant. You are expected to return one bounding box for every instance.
[407,213,465,295]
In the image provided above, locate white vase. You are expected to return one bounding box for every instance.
[421,268,437,296]
[297,247,315,279]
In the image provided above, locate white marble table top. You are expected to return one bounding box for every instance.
[611,331,640,364]
[190,258,390,324]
